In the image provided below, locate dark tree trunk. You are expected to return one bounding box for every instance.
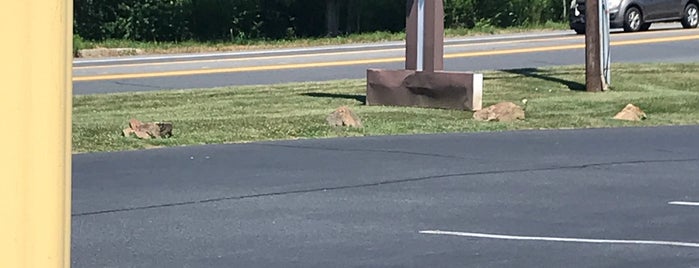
[345,0,361,34]
[326,0,340,36]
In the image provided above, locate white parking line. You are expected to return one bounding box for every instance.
[669,201,699,207]
[419,230,699,248]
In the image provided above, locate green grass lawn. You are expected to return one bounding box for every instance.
[73,63,699,153]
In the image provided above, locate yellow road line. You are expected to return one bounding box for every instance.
[73,57,405,81]
[447,34,699,58]
[611,34,699,45]
[73,34,699,82]
[73,35,582,70]
[72,28,694,70]
[73,48,405,70]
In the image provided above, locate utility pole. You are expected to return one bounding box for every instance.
[585,0,604,92]
[0,0,72,267]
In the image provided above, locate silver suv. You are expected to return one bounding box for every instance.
[569,0,699,33]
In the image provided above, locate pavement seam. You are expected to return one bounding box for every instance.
[254,143,471,160]
[113,80,165,89]
[72,157,699,217]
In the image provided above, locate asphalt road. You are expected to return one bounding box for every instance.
[72,126,699,267]
[73,24,699,94]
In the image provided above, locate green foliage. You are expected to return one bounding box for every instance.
[444,0,565,29]
[74,0,193,41]
[73,34,92,57]
[74,0,568,42]
[444,0,478,28]
[126,0,193,41]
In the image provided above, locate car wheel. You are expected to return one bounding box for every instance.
[640,23,652,31]
[681,3,699,29]
[623,7,643,32]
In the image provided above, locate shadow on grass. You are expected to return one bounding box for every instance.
[501,68,586,91]
[300,92,366,104]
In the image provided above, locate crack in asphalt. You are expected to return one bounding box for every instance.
[114,81,165,89]
[72,157,699,217]
[255,143,472,160]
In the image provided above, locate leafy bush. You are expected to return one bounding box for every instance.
[74,0,567,42]
[73,34,91,57]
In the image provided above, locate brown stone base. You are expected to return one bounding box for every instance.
[366,69,482,111]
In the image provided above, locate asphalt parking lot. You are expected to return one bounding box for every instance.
[72,126,699,267]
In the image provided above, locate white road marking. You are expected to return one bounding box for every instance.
[419,230,699,248]
[669,201,699,207]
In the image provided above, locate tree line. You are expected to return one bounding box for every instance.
[74,0,567,42]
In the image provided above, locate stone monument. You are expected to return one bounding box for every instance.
[366,0,482,111]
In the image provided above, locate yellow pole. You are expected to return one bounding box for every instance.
[0,0,72,267]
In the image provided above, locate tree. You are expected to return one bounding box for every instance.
[325,0,339,36]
